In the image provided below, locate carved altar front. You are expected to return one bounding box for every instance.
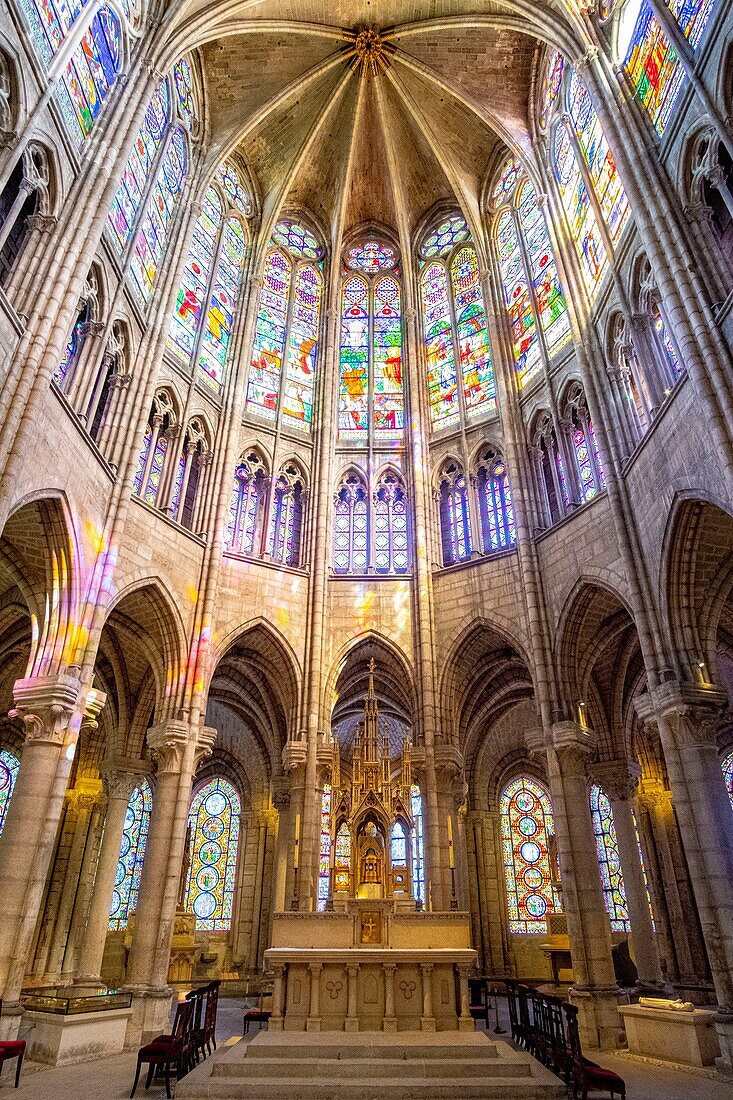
[264,903,477,1032]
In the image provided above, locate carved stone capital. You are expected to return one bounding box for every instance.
[10,672,84,746]
[147,720,216,775]
[551,720,596,774]
[282,734,307,774]
[80,321,106,340]
[651,680,726,749]
[592,759,642,801]
[637,777,672,810]
[271,776,291,812]
[109,372,133,391]
[433,744,464,784]
[26,213,57,235]
[70,777,104,813]
[101,762,148,801]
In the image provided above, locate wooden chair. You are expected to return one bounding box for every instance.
[243,981,272,1035]
[203,980,220,1055]
[186,985,207,1067]
[0,1040,26,1088]
[562,1002,626,1100]
[468,978,490,1025]
[130,998,193,1100]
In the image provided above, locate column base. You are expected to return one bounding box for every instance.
[458,1017,475,1032]
[569,986,623,1050]
[714,1012,733,1076]
[72,976,106,995]
[268,1015,284,1032]
[123,987,175,1047]
[382,1017,397,1032]
[344,1018,359,1032]
[0,1002,22,1041]
[421,1016,437,1031]
[306,1018,321,1032]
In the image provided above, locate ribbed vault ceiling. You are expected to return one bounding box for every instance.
[182,1,582,238]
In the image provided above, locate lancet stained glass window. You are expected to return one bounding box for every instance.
[335,822,351,892]
[247,228,322,430]
[333,474,368,573]
[268,474,304,566]
[410,783,425,903]
[108,81,171,254]
[518,181,571,357]
[54,302,88,387]
[226,462,263,554]
[51,7,122,143]
[317,783,332,911]
[184,777,240,931]
[339,263,403,438]
[723,750,733,810]
[620,1,685,136]
[420,222,495,429]
[439,469,472,565]
[21,0,91,65]
[553,122,608,291]
[590,784,630,932]
[497,207,539,379]
[478,456,516,552]
[168,185,222,364]
[0,749,20,838]
[108,778,152,930]
[500,776,557,933]
[129,128,188,307]
[374,475,408,574]
[391,822,407,864]
[539,50,564,131]
[569,72,630,246]
[173,58,196,130]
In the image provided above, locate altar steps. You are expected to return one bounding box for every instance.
[177,1031,566,1099]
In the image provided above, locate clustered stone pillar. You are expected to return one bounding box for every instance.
[124,721,216,1045]
[637,684,733,1069]
[74,766,147,989]
[594,762,663,990]
[547,722,621,1050]
[0,673,103,1040]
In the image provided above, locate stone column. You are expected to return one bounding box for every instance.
[307,962,322,1032]
[547,722,621,1050]
[73,767,145,988]
[124,721,215,1044]
[636,684,733,1069]
[594,762,663,990]
[270,962,285,1030]
[458,965,473,1031]
[383,963,397,1031]
[0,673,102,1039]
[345,963,359,1032]
[420,963,435,1031]
[271,781,290,915]
[42,778,103,984]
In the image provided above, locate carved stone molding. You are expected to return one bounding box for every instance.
[9,672,83,745]
[592,759,642,801]
[146,720,216,775]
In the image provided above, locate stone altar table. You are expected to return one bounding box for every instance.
[618,1002,721,1066]
[264,901,477,1032]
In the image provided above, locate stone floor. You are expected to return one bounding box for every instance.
[1,996,730,1099]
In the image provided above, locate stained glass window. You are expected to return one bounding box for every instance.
[539,50,564,131]
[374,474,408,574]
[216,162,250,217]
[108,778,152,931]
[339,269,403,438]
[128,128,188,307]
[478,456,516,552]
[199,217,246,390]
[333,474,368,573]
[717,747,733,811]
[226,462,263,554]
[421,215,470,258]
[452,248,494,417]
[569,72,630,246]
[500,776,557,934]
[619,2,685,136]
[346,240,396,274]
[173,58,196,129]
[54,302,88,387]
[492,157,522,205]
[317,783,332,911]
[247,234,322,430]
[553,122,608,292]
[334,822,351,892]
[590,785,630,932]
[651,299,682,378]
[391,822,407,864]
[184,777,240,931]
[167,185,223,365]
[268,474,304,566]
[421,262,459,429]
[0,749,20,838]
[497,207,539,379]
[51,7,122,143]
[410,783,425,904]
[439,469,472,565]
[518,181,571,358]
[108,81,170,254]
[20,0,91,65]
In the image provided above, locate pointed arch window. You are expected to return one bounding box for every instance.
[334,821,352,892]
[0,749,20,838]
[170,417,209,529]
[569,72,630,245]
[438,463,472,565]
[333,473,368,574]
[268,465,305,567]
[167,162,248,391]
[500,776,558,933]
[419,218,495,430]
[57,8,123,144]
[226,456,267,555]
[317,783,332,912]
[723,750,733,810]
[374,472,408,575]
[184,777,240,931]
[492,169,571,386]
[391,822,407,864]
[128,127,188,308]
[108,81,171,253]
[247,221,323,431]
[54,298,90,388]
[476,450,516,552]
[410,783,425,904]
[564,387,606,503]
[339,241,403,438]
[590,784,630,932]
[108,778,152,931]
[133,391,177,506]
[531,413,569,526]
